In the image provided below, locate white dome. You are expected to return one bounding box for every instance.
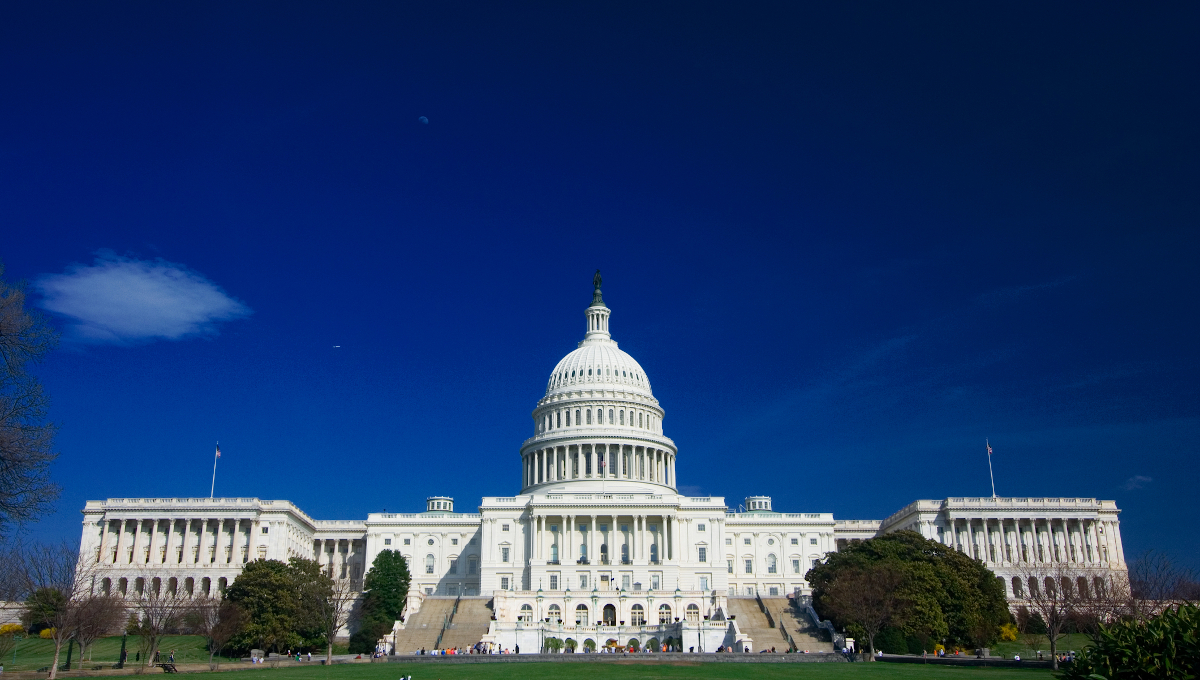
[544,343,653,399]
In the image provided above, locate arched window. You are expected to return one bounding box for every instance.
[548,604,561,622]
[425,554,435,574]
[217,577,227,593]
[650,544,658,562]
[1045,577,1056,596]
[767,554,777,574]
[151,577,162,596]
[201,577,211,596]
[597,409,603,424]
[658,604,672,623]
[621,544,629,563]
[620,410,625,425]
[550,544,558,562]
[101,577,111,594]
[1077,577,1089,598]
[639,413,643,427]
[1094,576,1106,596]
[135,577,145,596]
[519,604,533,622]
[1029,577,1039,597]
[1012,576,1024,597]
[557,412,561,428]
[580,543,588,560]
[686,604,700,622]
[184,577,194,595]
[630,604,645,625]
[576,604,589,625]
[608,409,614,423]
[600,543,608,561]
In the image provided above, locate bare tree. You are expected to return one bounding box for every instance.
[0,267,60,535]
[71,595,126,669]
[1129,550,1200,608]
[20,541,89,680]
[190,597,244,669]
[130,573,186,673]
[820,563,909,658]
[312,576,356,664]
[1012,561,1104,670]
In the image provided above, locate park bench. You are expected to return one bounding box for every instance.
[159,663,178,673]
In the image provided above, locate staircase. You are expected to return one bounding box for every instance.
[725,597,833,653]
[392,597,458,653]
[760,597,834,653]
[438,597,493,650]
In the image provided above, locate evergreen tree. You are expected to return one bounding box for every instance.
[349,551,410,653]
[223,558,326,654]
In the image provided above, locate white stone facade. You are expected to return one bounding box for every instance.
[76,281,1128,650]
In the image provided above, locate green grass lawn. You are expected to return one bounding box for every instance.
[990,633,1091,659]
[213,661,1056,680]
[1,635,239,671]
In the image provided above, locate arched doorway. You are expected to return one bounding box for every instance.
[603,603,616,625]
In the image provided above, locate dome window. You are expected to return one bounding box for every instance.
[620,410,624,425]
[623,371,626,377]
[588,369,592,376]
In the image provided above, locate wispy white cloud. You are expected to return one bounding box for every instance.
[1121,475,1153,491]
[975,276,1079,306]
[37,252,251,344]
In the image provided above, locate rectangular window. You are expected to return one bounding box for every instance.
[449,558,457,573]
[502,524,510,531]
[425,587,433,595]
[725,538,732,545]
[500,577,509,590]
[621,525,628,532]
[261,527,269,534]
[769,586,779,596]
[451,538,458,545]
[501,547,510,562]
[791,538,798,545]
[403,538,411,545]
[550,575,558,590]
[557,412,561,428]
[727,559,733,573]
[744,537,751,545]
[580,574,588,589]
[698,523,706,531]
[384,538,392,545]
[745,559,753,574]
[698,547,707,562]
[600,524,608,532]
[793,559,801,573]
[700,576,709,590]
[809,537,818,545]
[651,575,660,589]
[622,574,631,590]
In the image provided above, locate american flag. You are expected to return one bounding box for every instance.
[987,443,993,456]
[216,443,222,459]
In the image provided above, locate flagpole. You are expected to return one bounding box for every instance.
[211,442,219,498]
[986,439,996,498]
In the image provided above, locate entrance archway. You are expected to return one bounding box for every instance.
[603,603,616,625]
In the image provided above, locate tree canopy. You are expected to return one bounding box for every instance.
[806,531,1010,648]
[223,558,325,653]
[0,267,60,534]
[349,550,410,653]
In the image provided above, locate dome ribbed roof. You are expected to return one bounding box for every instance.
[545,343,653,398]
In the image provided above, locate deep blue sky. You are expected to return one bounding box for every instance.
[2,3,1197,567]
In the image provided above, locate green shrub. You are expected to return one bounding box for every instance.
[1060,603,1199,680]
[875,627,907,654]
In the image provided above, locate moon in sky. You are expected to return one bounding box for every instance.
[418,116,429,124]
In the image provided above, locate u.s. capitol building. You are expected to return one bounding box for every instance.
[78,279,1127,652]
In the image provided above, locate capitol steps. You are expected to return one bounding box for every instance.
[759,597,834,653]
[725,597,833,653]
[437,597,494,650]
[393,597,459,653]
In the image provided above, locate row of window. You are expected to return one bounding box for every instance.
[519,602,701,625]
[1012,575,1108,599]
[381,536,477,547]
[97,574,226,598]
[421,553,480,575]
[724,536,819,546]
[722,555,811,574]
[550,366,645,388]
[539,407,656,433]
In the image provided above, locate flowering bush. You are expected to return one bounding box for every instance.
[999,623,1018,642]
[0,624,24,636]
[39,628,56,639]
